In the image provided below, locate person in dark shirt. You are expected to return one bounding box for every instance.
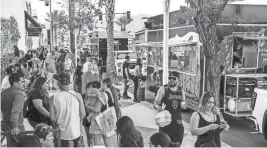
[24,50,33,70]
[122,55,131,99]
[26,76,50,128]
[1,73,25,146]
[153,71,186,144]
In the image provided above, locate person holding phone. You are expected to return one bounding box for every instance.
[190,92,229,147]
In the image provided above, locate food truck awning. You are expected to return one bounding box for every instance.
[135,43,162,47]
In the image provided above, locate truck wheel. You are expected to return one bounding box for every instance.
[263,110,267,140]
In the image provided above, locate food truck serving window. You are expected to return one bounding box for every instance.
[169,43,197,75]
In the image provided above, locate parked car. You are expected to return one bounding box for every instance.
[251,87,267,140]
[114,51,147,77]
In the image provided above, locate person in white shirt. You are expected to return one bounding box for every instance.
[1,65,17,91]
[49,72,86,147]
[83,56,93,73]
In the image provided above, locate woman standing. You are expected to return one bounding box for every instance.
[26,76,51,128]
[73,64,83,94]
[116,116,143,147]
[190,92,229,147]
[133,58,143,103]
[101,77,121,119]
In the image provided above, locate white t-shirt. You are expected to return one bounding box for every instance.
[1,75,10,91]
[83,61,93,73]
[64,58,72,70]
[52,90,81,140]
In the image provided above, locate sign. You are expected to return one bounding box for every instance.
[258,39,267,67]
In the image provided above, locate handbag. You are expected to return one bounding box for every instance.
[95,92,117,137]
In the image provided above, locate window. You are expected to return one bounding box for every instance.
[169,43,197,74]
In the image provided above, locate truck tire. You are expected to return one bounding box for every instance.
[263,110,267,140]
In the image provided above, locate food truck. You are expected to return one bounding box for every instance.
[135,3,267,138]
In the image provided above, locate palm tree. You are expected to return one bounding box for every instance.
[115,16,133,31]
[103,0,116,75]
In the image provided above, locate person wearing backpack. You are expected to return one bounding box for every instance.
[153,71,187,144]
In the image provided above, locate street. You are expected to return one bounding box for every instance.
[128,87,267,147]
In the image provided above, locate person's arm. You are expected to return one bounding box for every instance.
[85,101,102,113]
[153,86,165,112]
[190,112,220,136]
[49,96,57,128]
[32,99,50,117]
[11,94,24,129]
[76,93,86,120]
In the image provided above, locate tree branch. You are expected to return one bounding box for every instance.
[215,0,229,21]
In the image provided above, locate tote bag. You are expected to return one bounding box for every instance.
[95,92,117,137]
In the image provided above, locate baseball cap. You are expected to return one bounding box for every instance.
[53,72,70,85]
[5,65,16,74]
[169,71,179,78]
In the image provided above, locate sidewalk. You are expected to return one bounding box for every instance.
[120,85,232,147]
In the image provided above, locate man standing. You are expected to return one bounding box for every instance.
[83,55,93,73]
[44,53,56,90]
[122,55,131,99]
[1,73,25,146]
[153,71,186,144]
[50,72,86,147]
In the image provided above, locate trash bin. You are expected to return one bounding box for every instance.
[137,80,145,101]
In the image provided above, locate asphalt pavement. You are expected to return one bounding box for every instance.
[127,87,267,147]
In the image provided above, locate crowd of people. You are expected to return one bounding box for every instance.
[1,47,230,147]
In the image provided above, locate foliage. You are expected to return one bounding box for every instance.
[1,16,21,57]
[115,15,133,31]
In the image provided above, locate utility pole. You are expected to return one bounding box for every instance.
[163,0,170,84]
[49,0,53,52]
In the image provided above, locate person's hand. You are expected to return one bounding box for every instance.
[157,106,164,112]
[181,101,187,109]
[11,127,20,135]
[208,124,220,130]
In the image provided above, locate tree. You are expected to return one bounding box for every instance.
[1,16,20,57]
[46,10,68,46]
[115,15,133,31]
[184,0,240,104]
[58,0,99,53]
[99,0,116,76]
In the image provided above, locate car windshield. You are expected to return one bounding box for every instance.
[117,52,138,59]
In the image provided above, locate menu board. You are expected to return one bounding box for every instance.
[169,43,198,74]
[258,39,267,68]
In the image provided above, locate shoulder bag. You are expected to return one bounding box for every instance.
[95,92,117,137]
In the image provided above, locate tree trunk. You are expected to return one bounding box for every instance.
[54,27,58,47]
[194,10,222,106]
[105,0,116,76]
[69,0,75,54]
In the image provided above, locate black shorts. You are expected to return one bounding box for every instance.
[159,121,184,144]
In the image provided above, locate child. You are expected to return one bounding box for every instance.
[83,81,106,124]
